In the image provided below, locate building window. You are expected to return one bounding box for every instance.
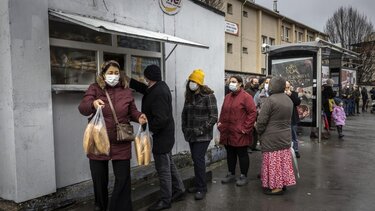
[262,36,268,44]
[227,43,233,54]
[284,27,290,42]
[298,32,303,42]
[243,11,248,17]
[227,3,233,14]
[243,47,248,54]
[269,38,275,45]
[309,36,314,41]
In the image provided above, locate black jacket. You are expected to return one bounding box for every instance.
[288,91,301,125]
[322,86,335,113]
[130,79,175,154]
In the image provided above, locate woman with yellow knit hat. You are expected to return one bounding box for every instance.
[182,69,218,200]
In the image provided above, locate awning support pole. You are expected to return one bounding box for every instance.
[165,44,178,61]
[317,48,322,143]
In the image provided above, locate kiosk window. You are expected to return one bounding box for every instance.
[49,19,112,45]
[131,56,161,82]
[118,36,161,52]
[50,47,97,85]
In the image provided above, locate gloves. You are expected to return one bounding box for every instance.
[193,128,204,136]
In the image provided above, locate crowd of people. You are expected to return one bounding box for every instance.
[79,61,374,210]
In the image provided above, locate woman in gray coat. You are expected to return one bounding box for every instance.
[256,76,296,195]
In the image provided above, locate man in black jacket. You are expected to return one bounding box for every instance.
[286,81,301,158]
[128,65,185,211]
[245,78,260,152]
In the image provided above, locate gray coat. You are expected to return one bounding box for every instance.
[256,77,293,152]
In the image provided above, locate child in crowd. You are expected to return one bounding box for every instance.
[332,99,346,138]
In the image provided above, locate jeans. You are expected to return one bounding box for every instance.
[225,145,249,176]
[154,152,185,204]
[89,159,132,211]
[291,124,298,152]
[189,141,210,192]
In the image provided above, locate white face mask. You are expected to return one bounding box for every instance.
[105,74,120,87]
[264,83,269,91]
[229,82,238,92]
[189,81,199,91]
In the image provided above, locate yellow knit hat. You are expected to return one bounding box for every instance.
[188,69,205,85]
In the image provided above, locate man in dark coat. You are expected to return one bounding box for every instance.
[285,81,301,158]
[129,65,185,211]
[245,78,260,152]
[361,87,369,112]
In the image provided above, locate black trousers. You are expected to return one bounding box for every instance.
[153,152,185,204]
[89,159,132,211]
[189,141,210,192]
[250,128,258,150]
[362,98,368,111]
[336,125,343,135]
[225,145,249,176]
[356,100,360,113]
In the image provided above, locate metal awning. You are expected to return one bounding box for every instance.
[49,10,209,49]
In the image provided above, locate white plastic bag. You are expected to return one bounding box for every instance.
[134,124,152,165]
[83,107,110,155]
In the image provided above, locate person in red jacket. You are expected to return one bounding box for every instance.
[78,60,147,211]
[218,75,257,186]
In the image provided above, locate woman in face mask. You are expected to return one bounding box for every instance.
[78,60,147,211]
[254,77,272,114]
[218,75,257,187]
[181,69,218,200]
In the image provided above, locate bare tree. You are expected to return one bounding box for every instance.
[324,6,374,50]
[197,0,224,10]
[353,37,375,84]
[324,6,375,84]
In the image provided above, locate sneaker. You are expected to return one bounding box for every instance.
[186,187,197,193]
[221,173,236,184]
[236,174,248,186]
[171,190,185,202]
[339,134,344,138]
[295,151,301,158]
[194,191,206,200]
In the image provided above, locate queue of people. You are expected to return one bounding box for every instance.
[78,62,307,210]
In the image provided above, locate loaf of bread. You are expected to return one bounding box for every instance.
[143,135,151,165]
[134,136,144,165]
[92,125,110,155]
[83,123,95,154]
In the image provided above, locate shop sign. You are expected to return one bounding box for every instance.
[159,0,183,15]
[225,21,239,36]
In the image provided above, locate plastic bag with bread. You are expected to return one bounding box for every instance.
[83,107,110,155]
[134,124,152,165]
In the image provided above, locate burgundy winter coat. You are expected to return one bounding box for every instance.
[218,88,257,147]
[78,78,142,160]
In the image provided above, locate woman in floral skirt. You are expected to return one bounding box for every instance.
[256,76,296,195]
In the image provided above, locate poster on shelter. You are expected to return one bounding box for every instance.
[271,57,314,124]
[341,69,356,88]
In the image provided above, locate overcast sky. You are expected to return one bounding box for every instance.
[255,0,375,32]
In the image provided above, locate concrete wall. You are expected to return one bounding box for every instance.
[0,0,17,201]
[0,0,57,202]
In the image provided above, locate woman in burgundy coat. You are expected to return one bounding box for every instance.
[79,60,147,211]
[218,75,257,186]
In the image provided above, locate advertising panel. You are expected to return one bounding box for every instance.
[271,57,314,124]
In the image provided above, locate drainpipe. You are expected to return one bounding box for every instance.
[241,0,249,72]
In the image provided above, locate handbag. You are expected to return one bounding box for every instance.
[105,90,135,142]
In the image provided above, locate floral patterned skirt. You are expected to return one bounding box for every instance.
[261,148,296,189]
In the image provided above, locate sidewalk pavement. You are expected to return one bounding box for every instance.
[61,112,375,211]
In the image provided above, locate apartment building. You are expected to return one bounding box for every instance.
[224,0,328,76]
